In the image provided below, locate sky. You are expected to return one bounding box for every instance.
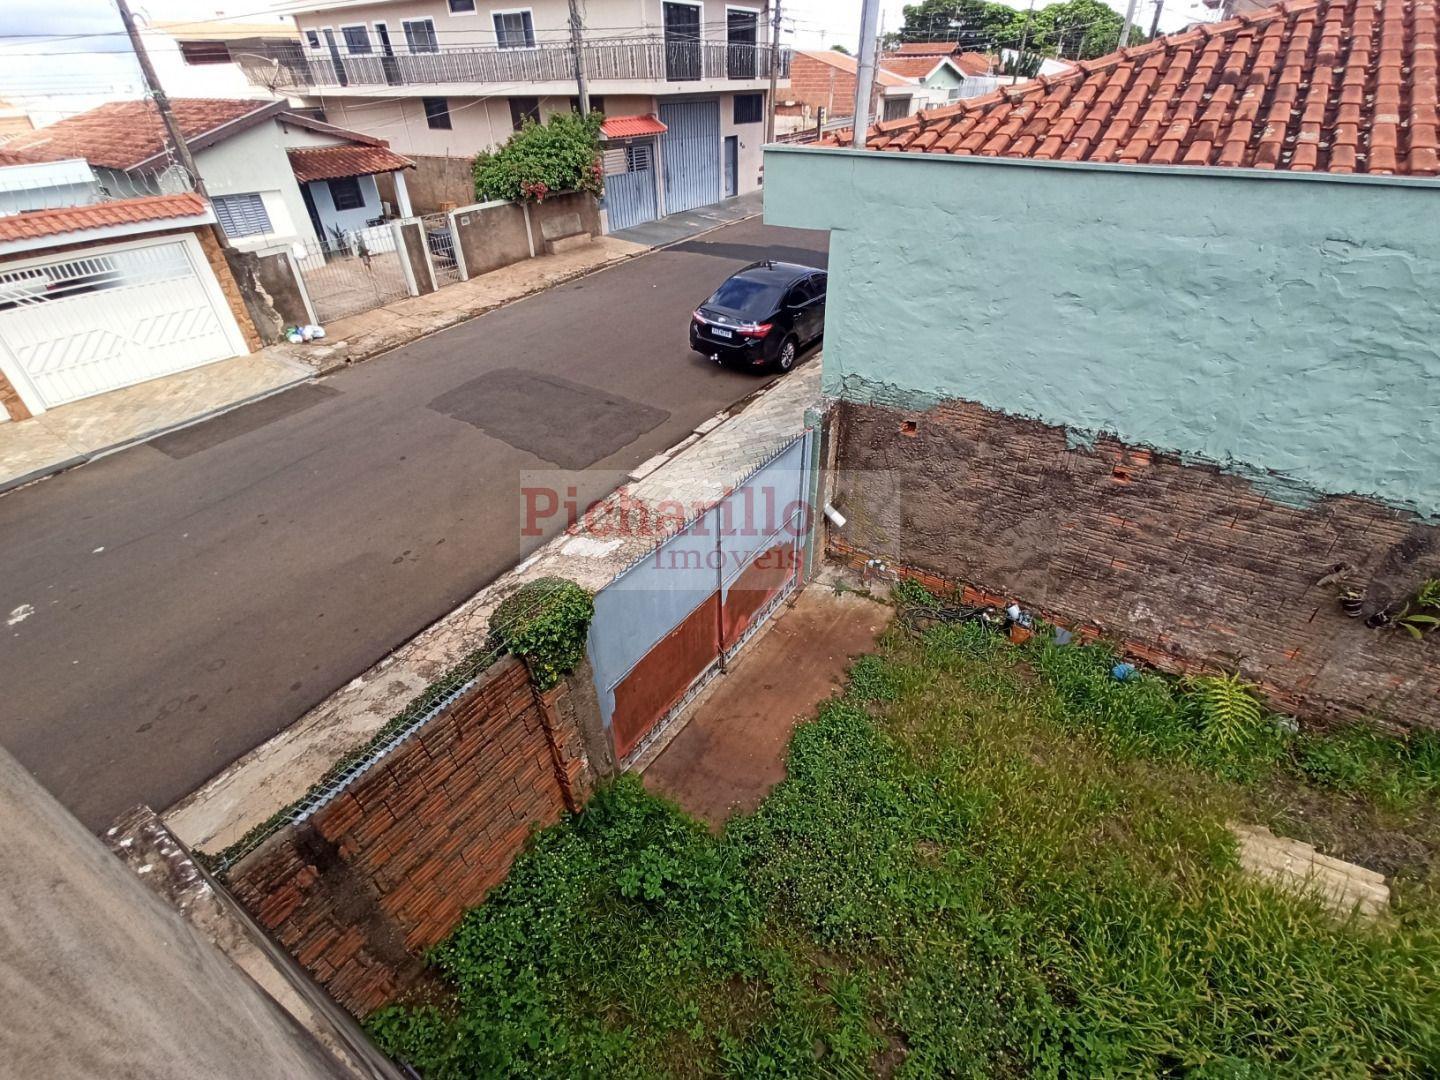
[0,0,1220,122]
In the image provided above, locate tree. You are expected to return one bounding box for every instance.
[898,0,1145,60]
[472,111,604,204]
[830,43,852,55]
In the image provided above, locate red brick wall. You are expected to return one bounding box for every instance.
[787,54,859,116]
[832,399,1440,731]
[227,655,595,1015]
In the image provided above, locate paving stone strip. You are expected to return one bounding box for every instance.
[1231,822,1390,920]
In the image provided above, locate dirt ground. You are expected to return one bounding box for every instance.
[642,585,892,826]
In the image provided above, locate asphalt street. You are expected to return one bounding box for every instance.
[0,216,829,829]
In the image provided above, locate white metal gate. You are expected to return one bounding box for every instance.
[0,236,248,410]
[419,212,462,287]
[659,100,722,216]
[294,222,408,323]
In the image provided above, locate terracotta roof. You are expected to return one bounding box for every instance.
[795,49,911,88]
[955,52,995,76]
[601,114,668,138]
[880,55,947,80]
[831,0,1440,176]
[0,192,209,243]
[288,144,413,182]
[4,99,280,170]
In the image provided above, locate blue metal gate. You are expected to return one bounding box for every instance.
[603,140,659,232]
[659,100,721,216]
[587,431,814,766]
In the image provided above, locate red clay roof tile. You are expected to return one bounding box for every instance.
[828,0,1440,176]
[0,192,209,243]
[4,99,274,170]
[287,145,413,183]
[600,114,668,138]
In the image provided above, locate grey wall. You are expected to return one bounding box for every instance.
[452,200,532,277]
[0,748,349,1079]
[376,154,476,214]
[764,146,1440,518]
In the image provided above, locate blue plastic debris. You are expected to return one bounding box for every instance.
[1111,662,1136,681]
[1051,627,1073,646]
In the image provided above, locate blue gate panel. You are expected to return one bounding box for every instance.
[659,100,722,215]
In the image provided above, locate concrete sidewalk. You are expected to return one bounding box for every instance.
[165,357,823,852]
[0,353,313,495]
[610,190,762,249]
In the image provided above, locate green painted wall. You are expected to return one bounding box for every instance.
[764,146,1440,517]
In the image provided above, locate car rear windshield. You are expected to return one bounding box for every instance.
[705,275,783,316]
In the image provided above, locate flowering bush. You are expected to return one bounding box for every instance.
[473,110,604,204]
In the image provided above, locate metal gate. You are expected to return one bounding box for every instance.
[0,235,249,409]
[587,431,813,766]
[603,141,659,232]
[294,222,409,323]
[419,212,462,287]
[659,100,721,216]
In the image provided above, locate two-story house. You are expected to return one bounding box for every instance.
[245,1,790,230]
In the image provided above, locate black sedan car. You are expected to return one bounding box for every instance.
[690,261,827,372]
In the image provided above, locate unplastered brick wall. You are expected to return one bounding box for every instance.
[831,399,1440,731]
[227,654,594,1015]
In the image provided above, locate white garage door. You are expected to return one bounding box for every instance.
[0,235,248,410]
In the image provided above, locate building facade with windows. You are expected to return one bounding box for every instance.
[250,0,790,227]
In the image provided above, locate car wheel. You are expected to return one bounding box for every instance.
[775,336,798,373]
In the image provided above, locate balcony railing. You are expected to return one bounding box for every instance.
[240,37,791,91]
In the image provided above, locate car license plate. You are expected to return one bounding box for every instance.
[712,327,732,339]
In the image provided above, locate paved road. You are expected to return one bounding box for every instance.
[0,217,829,830]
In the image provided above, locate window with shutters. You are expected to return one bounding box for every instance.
[327,176,365,212]
[734,93,764,124]
[212,193,273,239]
[402,19,438,52]
[493,10,535,48]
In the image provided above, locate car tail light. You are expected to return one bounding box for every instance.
[737,322,773,339]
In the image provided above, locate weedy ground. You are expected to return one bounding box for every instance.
[368,591,1440,1078]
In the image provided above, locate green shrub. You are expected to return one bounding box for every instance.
[490,577,593,690]
[473,110,603,203]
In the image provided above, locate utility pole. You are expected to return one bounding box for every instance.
[567,0,590,115]
[765,0,781,143]
[1118,0,1140,50]
[113,0,211,202]
[851,0,881,149]
[1148,0,1166,39]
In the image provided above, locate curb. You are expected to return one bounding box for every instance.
[0,373,312,497]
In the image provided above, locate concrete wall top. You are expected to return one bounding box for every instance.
[763,145,1440,517]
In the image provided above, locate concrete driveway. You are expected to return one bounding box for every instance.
[0,216,829,829]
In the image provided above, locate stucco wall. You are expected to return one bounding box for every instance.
[764,147,1440,518]
[198,121,318,248]
[307,173,383,236]
[294,0,649,50]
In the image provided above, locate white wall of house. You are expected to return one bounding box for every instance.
[718,90,766,195]
[306,173,384,237]
[138,29,279,100]
[293,0,650,50]
[196,122,318,248]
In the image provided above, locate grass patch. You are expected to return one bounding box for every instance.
[368,621,1440,1077]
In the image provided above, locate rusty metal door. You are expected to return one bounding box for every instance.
[587,430,813,767]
